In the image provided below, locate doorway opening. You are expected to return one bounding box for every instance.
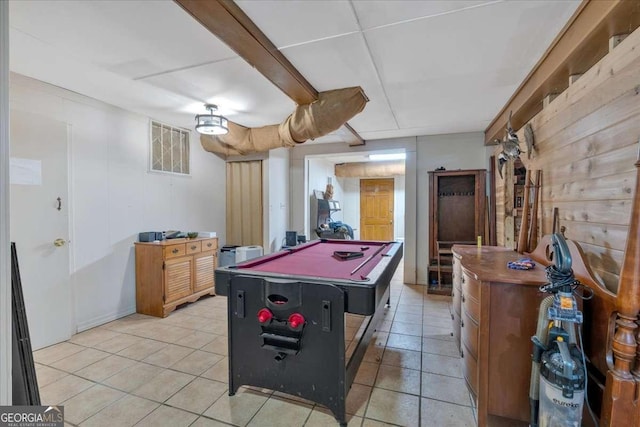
[304,150,405,243]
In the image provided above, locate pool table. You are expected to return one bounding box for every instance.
[215,239,403,426]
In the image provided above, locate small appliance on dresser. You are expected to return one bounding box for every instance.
[138,231,163,242]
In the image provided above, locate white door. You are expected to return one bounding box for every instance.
[10,108,73,350]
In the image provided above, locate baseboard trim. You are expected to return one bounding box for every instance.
[76,305,136,333]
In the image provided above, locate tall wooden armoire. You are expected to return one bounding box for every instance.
[428,169,486,292]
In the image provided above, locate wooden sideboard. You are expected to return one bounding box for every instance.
[452,244,548,426]
[135,237,218,317]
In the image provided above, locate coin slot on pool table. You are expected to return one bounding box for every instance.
[268,294,288,305]
[264,279,302,310]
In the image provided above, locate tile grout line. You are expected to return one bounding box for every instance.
[41,267,469,427]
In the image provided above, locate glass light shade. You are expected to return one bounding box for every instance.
[195,113,228,135]
[195,104,229,135]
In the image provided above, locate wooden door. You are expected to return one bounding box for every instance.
[226,161,263,246]
[360,179,394,241]
[10,108,73,349]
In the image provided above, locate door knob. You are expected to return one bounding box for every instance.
[53,238,67,247]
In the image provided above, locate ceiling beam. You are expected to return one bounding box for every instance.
[485,0,640,145]
[174,0,365,146]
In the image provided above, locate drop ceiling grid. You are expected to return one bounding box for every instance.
[361,0,581,131]
[280,32,397,134]
[9,0,238,79]
[9,28,196,122]
[142,57,296,128]
[235,0,360,49]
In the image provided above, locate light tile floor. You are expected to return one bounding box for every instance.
[34,262,476,427]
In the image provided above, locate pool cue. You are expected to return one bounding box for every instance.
[351,243,388,275]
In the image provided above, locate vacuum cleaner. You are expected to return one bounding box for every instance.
[530,233,593,427]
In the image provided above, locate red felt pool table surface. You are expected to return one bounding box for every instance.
[236,239,392,281]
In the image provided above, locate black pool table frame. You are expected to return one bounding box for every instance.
[214,240,403,426]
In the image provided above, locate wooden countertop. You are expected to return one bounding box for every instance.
[452,244,547,286]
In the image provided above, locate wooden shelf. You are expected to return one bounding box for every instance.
[428,265,453,273]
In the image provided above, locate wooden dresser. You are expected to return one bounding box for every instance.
[135,237,218,317]
[451,244,547,426]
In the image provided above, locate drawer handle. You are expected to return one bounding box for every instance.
[451,313,454,320]
[451,291,455,298]
[207,243,212,247]
[461,349,464,358]
[172,248,179,254]
[191,245,197,250]
[462,295,465,303]
[461,319,465,328]
[462,276,466,284]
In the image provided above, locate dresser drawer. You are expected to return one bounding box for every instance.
[462,290,479,323]
[461,342,478,397]
[452,256,462,291]
[164,243,186,259]
[201,239,218,252]
[186,241,202,254]
[452,310,461,353]
[461,271,480,302]
[461,309,479,359]
[452,286,462,317]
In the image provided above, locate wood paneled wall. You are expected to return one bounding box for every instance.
[496,27,640,293]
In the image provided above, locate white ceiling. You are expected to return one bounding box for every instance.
[9,0,580,144]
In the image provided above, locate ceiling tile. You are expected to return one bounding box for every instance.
[236,0,359,48]
[9,0,237,79]
[363,0,580,134]
[352,0,493,30]
[281,32,397,133]
[9,0,583,142]
[143,58,296,128]
[364,1,579,84]
[385,72,520,131]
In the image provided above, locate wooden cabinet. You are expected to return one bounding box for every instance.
[428,169,485,292]
[452,244,547,426]
[135,237,218,317]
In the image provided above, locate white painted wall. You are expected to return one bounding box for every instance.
[10,74,226,333]
[290,132,486,285]
[264,147,290,253]
[338,175,405,242]
[340,178,359,239]
[0,0,11,404]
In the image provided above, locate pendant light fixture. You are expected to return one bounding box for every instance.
[195,104,228,135]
